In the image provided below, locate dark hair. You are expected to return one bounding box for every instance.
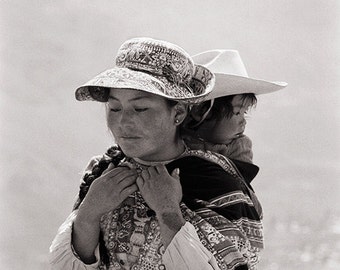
[166,99,179,107]
[205,93,257,121]
[73,146,126,210]
[183,93,257,130]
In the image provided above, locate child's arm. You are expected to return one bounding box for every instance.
[221,135,253,163]
[184,134,253,163]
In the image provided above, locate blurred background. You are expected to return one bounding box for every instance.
[1,0,339,269]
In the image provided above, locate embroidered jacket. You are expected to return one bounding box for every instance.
[50,148,263,270]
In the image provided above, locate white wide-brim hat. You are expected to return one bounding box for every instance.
[75,37,215,104]
[192,50,287,100]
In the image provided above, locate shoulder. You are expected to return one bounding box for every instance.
[169,150,238,177]
[168,149,259,193]
[230,159,259,185]
[168,154,231,179]
[167,151,244,199]
[179,149,245,180]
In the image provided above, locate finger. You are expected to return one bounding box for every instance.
[140,169,150,180]
[136,175,144,188]
[148,165,163,178]
[120,184,138,197]
[154,164,166,175]
[102,165,125,178]
[146,166,156,178]
[116,169,138,185]
[106,167,136,182]
[119,161,135,170]
[171,168,180,180]
[117,174,138,189]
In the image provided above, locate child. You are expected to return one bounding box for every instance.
[183,93,256,163]
[183,50,287,163]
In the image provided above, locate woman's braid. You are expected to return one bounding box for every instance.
[73,145,125,210]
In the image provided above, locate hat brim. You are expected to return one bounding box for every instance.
[75,67,214,104]
[204,73,288,100]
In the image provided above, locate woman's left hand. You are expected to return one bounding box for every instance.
[136,165,185,248]
[136,165,182,214]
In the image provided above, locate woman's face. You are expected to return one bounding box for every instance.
[106,88,181,161]
[197,95,249,144]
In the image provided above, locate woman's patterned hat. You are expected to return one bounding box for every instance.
[75,37,215,104]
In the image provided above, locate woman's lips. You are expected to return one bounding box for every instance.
[120,136,141,140]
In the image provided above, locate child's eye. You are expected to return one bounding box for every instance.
[135,108,148,112]
[233,111,241,116]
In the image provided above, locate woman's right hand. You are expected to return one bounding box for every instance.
[78,163,139,222]
[72,163,138,264]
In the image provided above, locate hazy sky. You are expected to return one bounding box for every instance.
[2,0,339,170]
[1,1,339,269]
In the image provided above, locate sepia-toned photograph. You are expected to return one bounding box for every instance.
[1,1,339,269]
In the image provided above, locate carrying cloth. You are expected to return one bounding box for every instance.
[74,147,263,269]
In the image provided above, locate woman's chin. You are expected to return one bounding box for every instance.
[119,145,142,158]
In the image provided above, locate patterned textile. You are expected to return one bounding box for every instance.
[117,38,195,84]
[77,148,263,270]
[75,37,215,104]
[170,150,263,269]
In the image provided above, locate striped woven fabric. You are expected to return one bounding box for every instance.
[167,149,263,269]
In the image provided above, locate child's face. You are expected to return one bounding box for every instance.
[198,95,250,144]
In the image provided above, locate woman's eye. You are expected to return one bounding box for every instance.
[110,108,121,112]
[135,108,148,112]
[233,111,240,116]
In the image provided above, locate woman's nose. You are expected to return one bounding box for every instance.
[119,110,134,126]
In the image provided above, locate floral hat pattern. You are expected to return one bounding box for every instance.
[75,37,215,104]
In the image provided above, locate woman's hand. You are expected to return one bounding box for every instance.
[79,163,139,221]
[136,165,185,248]
[72,163,138,263]
[136,165,182,214]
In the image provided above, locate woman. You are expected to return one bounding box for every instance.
[49,38,263,270]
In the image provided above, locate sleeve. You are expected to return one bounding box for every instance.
[50,156,102,269]
[162,222,219,270]
[49,210,100,270]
